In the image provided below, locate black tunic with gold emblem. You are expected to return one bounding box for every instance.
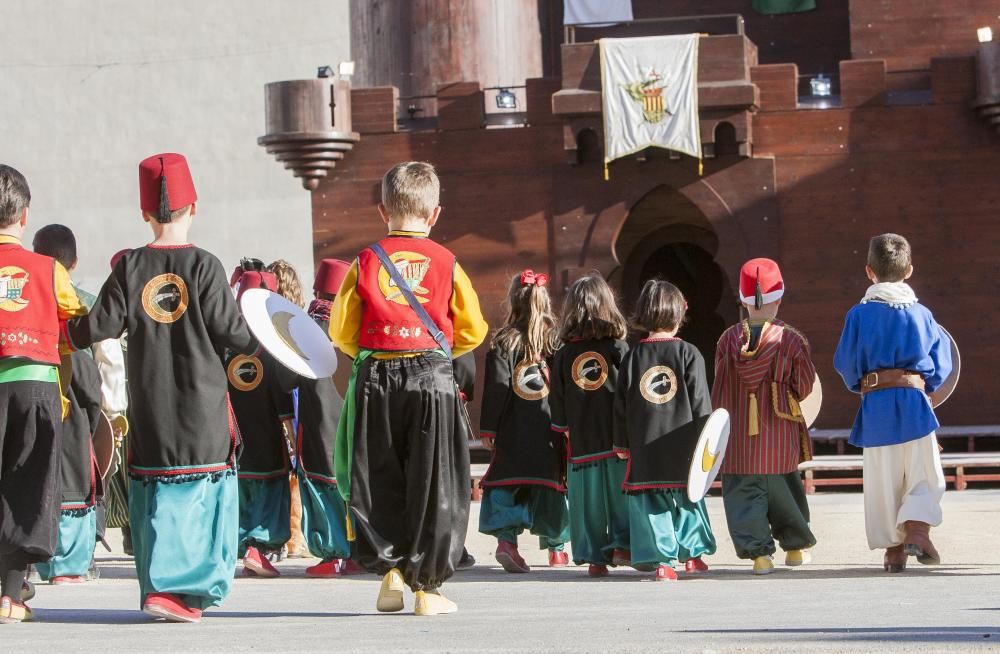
[68,245,256,478]
[226,348,294,477]
[549,338,629,464]
[479,346,564,490]
[61,350,102,508]
[613,338,712,491]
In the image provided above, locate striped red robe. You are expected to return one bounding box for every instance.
[712,320,816,475]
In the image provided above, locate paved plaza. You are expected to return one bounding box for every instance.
[4,490,999,652]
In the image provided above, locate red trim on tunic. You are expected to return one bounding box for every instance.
[639,336,680,343]
[146,243,194,249]
[479,477,567,493]
[129,463,230,476]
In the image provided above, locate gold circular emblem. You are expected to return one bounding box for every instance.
[572,352,608,391]
[227,354,264,392]
[376,250,432,306]
[141,273,189,323]
[0,266,31,313]
[513,360,549,401]
[639,365,679,405]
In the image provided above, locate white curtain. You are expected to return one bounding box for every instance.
[563,0,633,26]
[600,34,701,169]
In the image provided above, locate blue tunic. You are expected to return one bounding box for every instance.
[833,301,952,448]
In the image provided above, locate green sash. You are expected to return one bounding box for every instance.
[335,349,373,503]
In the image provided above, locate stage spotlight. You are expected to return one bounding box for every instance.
[339,61,356,77]
[317,66,335,78]
[810,74,832,97]
[496,88,517,110]
[977,27,993,43]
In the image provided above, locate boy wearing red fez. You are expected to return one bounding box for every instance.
[711,258,818,575]
[68,153,257,623]
[226,266,295,579]
[834,234,952,573]
[0,165,88,623]
[274,258,362,577]
[328,162,488,615]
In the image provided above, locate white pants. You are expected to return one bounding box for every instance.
[862,433,945,550]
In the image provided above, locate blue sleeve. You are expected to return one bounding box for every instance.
[833,309,863,393]
[922,320,953,393]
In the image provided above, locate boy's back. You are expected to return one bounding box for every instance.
[71,244,254,473]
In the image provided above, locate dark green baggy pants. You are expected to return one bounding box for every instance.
[722,472,816,560]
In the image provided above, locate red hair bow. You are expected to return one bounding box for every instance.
[520,270,548,287]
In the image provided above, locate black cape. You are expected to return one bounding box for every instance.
[550,338,629,463]
[276,315,347,484]
[613,338,712,491]
[68,245,256,479]
[227,348,293,477]
[61,350,102,508]
[479,346,564,490]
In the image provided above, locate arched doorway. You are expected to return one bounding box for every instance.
[614,185,740,384]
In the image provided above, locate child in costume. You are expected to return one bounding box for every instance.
[68,153,257,623]
[834,234,952,573]
[275,258,360,578]
[328,161,488,616]
[549,275,630,577]
[478,270,570,573]
[712,258,817,575]
[267,259,309,560]
[0,165,88,622]
[227,265,295,578]
[32,227,108,585]
[614,280,716,581]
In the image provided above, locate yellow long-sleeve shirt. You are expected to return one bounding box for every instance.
[328,237,488,359]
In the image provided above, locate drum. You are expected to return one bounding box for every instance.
[799,373,822,428]
[92,411,116,479]
[687,408,731,503]
[928,326,960,408]
[240,288,338,380]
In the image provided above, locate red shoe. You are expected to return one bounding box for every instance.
[548,550,569,567]
[655,564,679,581]
[588,564,610,578]
[337,559,366,575]
[243,546,280,578]
[684,557,709,574]
[612,549,631,567]
[305,560,341,578]
[142,593,203,623]
[495,541,530,573]
[50,575,86,585]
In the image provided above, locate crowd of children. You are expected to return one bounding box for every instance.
[0,155,953,624]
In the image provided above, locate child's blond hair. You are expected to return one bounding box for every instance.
[267,259,305,308]
[382,162,440,221]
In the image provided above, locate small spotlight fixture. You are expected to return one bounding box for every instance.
[495,88,517,110]
[977,27,993,43]
[317,65,335,78]
[338,61,356,77]
[810,74,832,97]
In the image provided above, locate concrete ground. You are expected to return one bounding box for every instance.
[4,490,999,653]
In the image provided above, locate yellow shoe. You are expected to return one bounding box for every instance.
[414,589,457,616]
[752,556,774,575]
[784,549,812,567]
[376,568,405,613]
[0,596,32,624]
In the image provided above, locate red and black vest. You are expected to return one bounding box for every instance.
[0,243,60,365]
[356,234,456,352]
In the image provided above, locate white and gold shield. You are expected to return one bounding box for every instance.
[928,326,960,408]
[93,411,116,479]
[240,288,338,380]
[687,408,731,503]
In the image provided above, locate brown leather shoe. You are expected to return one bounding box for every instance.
[903,520,941,565]
[884,545,907,573]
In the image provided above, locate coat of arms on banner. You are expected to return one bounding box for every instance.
[624,68,671,124]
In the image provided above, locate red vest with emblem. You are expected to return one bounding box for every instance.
[356,235,456,352]
[0,243,60,365]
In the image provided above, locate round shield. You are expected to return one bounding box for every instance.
[687,408,731,503]
[92,411,116,479]
[928,326,960,408]
[799,373,823,428]
[240,288,338,380]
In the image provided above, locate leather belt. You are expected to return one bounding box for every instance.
[860,369,925,394]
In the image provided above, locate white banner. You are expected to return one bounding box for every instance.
[600,34,701,173]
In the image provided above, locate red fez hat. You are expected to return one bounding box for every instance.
[235,270,278,301]
[110,248,132,270]
[139,153,197,222]
[739,258,784,309]
[314,258,351,295]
